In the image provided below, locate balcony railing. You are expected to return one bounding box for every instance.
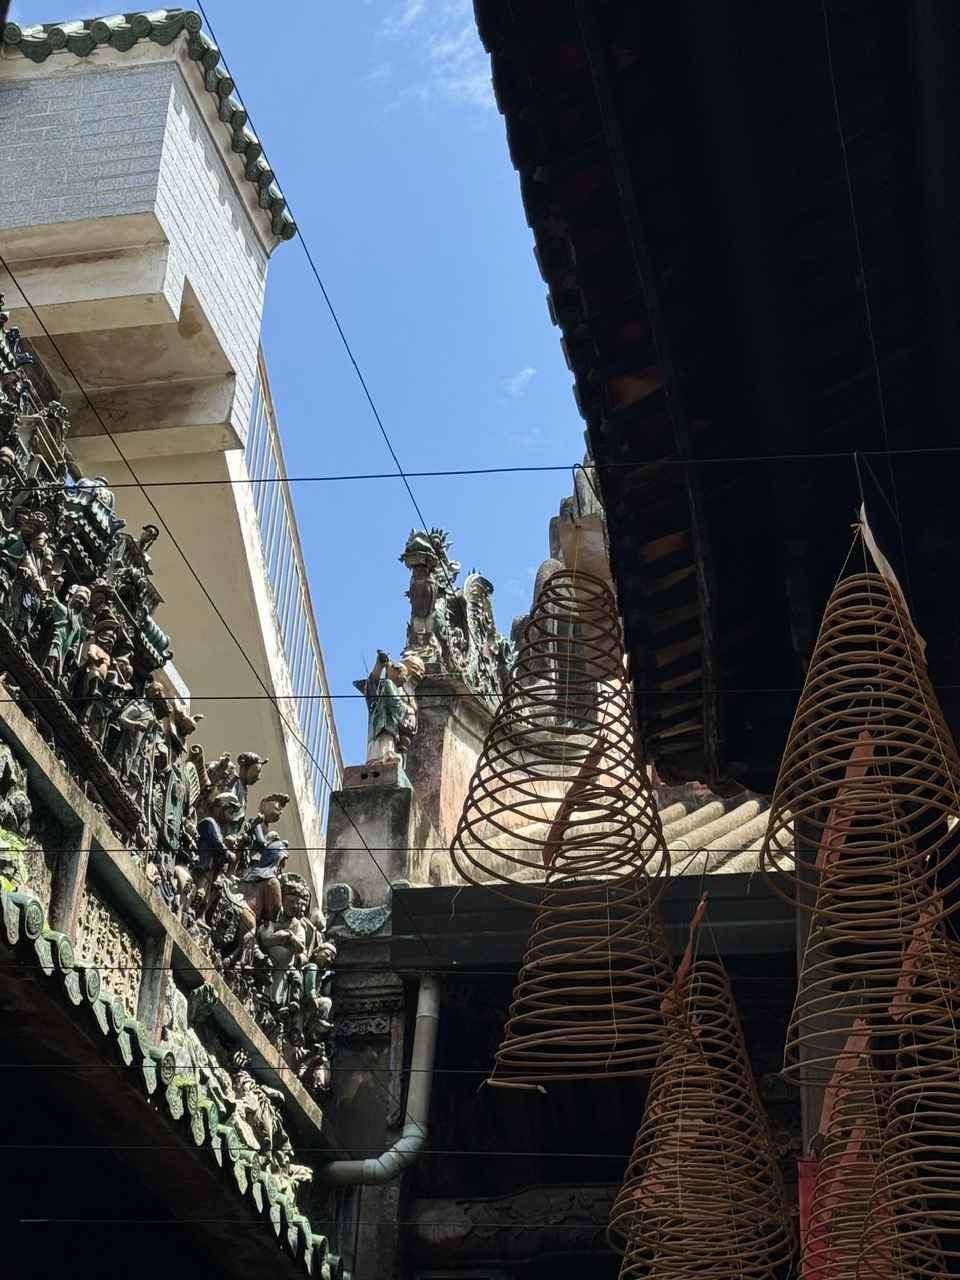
[245,355,342,829]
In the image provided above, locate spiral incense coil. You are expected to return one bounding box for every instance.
[805,1067,948,1280]
[802,1069,882,1280]
[860,1076,960,1280]
[608,961,794,1280]
[889,922,960,1085]
[759,572,960,915]
[784,871,960,1084]
[450,569,668,903]
[489,879,674,1082]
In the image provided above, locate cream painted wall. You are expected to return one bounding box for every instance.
[66,443,324,888]
[0,40,331,893]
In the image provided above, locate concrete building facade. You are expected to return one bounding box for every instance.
[0,11,339,888]
[0,13,349,1279]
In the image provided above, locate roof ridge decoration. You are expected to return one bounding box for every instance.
[1,9,296,242]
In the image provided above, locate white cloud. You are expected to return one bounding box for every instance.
[499,570,535,600]
[381,0,427,37]
[503,366,537,398]
[377,0,496,112]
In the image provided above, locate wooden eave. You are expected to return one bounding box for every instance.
[476,0,960,792]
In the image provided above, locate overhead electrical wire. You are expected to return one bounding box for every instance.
[0,0,541,1134]
[0,3,640,1225]
[43,840,782,852]
[0,1049,781,1076]
[0,445,953,492]
[15,1215,614,1227]
[0,63,500,1161]
[0,685,905,701]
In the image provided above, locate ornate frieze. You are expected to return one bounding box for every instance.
[0,868,334,1273]
[333,972,404,1041]
[75,880,143,1018]
[334,1010,392,1039]
[0,308,335,1101]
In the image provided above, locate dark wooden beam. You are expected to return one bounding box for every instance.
[391,875,796,971]
[573,0,724,783]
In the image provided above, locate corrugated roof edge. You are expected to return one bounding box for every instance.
[2,8,296,242]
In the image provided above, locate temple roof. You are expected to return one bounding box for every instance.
[475,0,960,794]
[1,8,295,241]
[458,786,788,884]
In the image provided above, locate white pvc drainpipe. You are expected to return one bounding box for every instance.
[318,974,441,1186]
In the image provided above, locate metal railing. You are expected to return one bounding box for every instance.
[245,352,342,826]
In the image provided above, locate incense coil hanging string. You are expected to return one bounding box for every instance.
[488,877,674,1082]
[450,569,669,903]
[759,571,960,917]
[608,961,795,1280]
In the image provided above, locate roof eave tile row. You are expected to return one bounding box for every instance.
[2,8,296,242]
[0,879,331,1275]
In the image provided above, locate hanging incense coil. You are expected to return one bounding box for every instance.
[784,860,960,1084]
[608,961,795,1280]
[860,1074,960,1280]
[888,919,960,1084]
[863,921,960,1267]
[450,569,668,903]
[759,572,960,915]
[490,878,673,1082]
[805,1066,949,1280]
[802,1068,883,1280]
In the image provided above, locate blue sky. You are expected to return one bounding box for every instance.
[7,0,584,766]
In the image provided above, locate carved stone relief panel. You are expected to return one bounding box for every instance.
[333,971,404,1041]
[16,844,55,915]
[335,1010,393,1039]
[75,879,143,1017]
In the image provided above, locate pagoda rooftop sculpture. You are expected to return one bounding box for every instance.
[0,305,334,1101]
[399,526,512,699]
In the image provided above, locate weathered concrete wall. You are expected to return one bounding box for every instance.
[325,770,443,905]
[403,674,493,855]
